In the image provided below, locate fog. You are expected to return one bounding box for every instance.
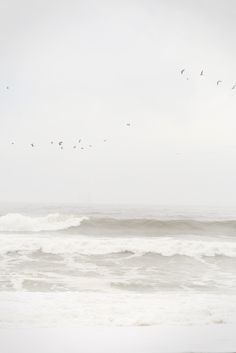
[1,0,236,205]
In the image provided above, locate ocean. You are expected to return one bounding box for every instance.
[0,204,236,327]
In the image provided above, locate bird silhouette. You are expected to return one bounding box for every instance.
[180,69,185,75]
[232,85,236,90]
[200,70,204,76]
[30,144,34,147]
[217,80,222,86]
[126,123,131,126]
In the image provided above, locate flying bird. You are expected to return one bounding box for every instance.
[103,139,107,142]
[6,86,10,90]
[180,69,185,75]
[232,85,236,90]
[217,80,222,86]
[50,141,54,144]
[126,123,131,126]
[59,141,63,146]
[30,144,34,147]
[200,70,204,76]
[73,146,76,149]
[79,139,82,143]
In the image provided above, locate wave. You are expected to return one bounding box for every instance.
[34,240,236,257]
[1,213,236,235]
[1,234,236,258]
[0,213,88,232]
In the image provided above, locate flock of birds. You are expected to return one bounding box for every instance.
[10,123,131,150]
[6,67,236,150]
[180,68,236,89]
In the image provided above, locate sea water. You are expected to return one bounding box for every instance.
[0,204,236,327]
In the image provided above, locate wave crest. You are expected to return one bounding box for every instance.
[0,213,88,232]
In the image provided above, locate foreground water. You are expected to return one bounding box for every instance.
[0,204,236,327]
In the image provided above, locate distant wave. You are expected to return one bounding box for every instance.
[1,212,236,235]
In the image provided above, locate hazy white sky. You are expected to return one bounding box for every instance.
[1,0,236,205]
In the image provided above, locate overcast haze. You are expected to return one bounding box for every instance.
[1,0,236,205]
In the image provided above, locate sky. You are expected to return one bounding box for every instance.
[1,0,236,205]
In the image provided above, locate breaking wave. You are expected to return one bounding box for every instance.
[1,213,236,235]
